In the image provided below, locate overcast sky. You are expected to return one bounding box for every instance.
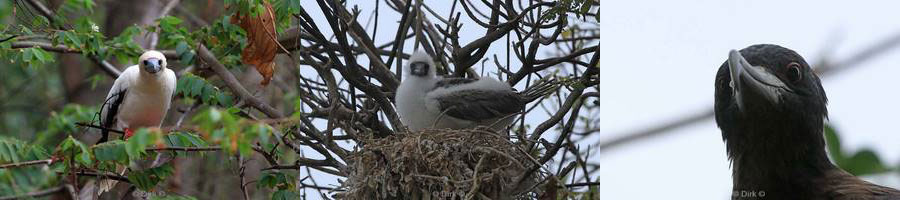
[598,0,900,199]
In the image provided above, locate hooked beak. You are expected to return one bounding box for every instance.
[144,58,162,74]
[728,50,792,111]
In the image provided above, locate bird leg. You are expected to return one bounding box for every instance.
[124,128,134,139]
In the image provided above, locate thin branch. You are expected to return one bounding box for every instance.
[147,146,222,152]
[0,159,53,169]
[74,171,131,183]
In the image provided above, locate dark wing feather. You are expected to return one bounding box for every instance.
[433,78,478,90]
[434,89,525,121]
[99,89,126,143]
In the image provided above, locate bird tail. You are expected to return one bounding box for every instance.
[519,77,561,103]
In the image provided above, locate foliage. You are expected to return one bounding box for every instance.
[824,124,895,176]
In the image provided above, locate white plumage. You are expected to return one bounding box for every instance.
[99,50,176,141]
[396,51,555,131]
[83,50,176,199]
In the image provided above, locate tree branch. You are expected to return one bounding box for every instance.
[196,44,284,118]
[0,159,53,169]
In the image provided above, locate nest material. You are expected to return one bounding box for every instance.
[337,129,540,200]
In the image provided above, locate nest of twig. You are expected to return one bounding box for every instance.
[336,128,540,199]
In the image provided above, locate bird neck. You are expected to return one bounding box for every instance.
[725,116,837,195]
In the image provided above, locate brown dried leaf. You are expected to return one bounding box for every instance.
[232,1,278,85]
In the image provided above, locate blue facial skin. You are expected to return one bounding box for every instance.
[143,58,162,74]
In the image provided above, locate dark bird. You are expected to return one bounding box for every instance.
[714,44,900,200]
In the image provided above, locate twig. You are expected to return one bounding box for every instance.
[75,122,125,134]
[73,171,131,183]
[564,182,600,188]
[238,155,250,200]
[147,146,222,152]
[0,159,53,169]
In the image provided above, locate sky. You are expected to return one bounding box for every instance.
[299,0,900,199]
[598,0,900,199]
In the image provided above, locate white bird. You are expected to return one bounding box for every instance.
[99,50,176,142]
[81,50,176,199]
[395,51,557,131]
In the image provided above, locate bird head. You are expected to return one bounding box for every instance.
[407,50,436,78]
[139,50,167,74]
[714,44,829,160]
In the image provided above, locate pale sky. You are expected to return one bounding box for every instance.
[598,0,900,199]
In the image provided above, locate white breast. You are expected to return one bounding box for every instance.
[396,77,440,131]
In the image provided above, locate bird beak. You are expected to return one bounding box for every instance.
[410,62,428,76]
[144,58,162,74]
[728,50,792,110]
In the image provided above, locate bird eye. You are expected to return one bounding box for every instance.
[787,62,802,83]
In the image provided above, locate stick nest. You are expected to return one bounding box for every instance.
[336,128,540,199]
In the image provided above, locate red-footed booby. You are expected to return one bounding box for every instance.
[99,50,176,141]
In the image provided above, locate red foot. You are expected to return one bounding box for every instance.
[124,128,134,139]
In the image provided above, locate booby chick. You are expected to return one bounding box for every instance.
[99,50,176,142]
[396,51,556,131]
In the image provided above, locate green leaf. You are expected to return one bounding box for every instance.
[31,48,54,63]
[93,141,128,164]
[58,136,92,166]
[0,137,49,163]
[271,190,300,200]
[163,132,207,148]
[125,129,158,161]
[127,164,174,190]
[843,149,889,176]
[823,124,844,165]
[22,48,33,63]
[190,77,204,97]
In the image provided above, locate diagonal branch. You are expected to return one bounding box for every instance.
[197,44,284,118]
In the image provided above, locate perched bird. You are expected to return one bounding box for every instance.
[714,44,900,200]
[396,51,557,131]
[80,50,176,199]
[99,50,176,142]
